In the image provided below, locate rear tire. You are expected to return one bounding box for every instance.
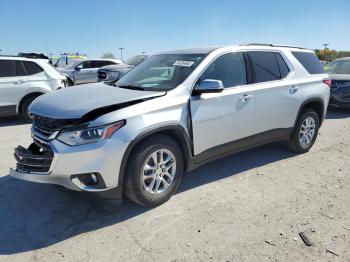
[124,135,184,206]
[20,96,38,122]
[287,108,319,153]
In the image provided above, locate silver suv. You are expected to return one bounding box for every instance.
[58,59,123,85]
[10,44,330,206]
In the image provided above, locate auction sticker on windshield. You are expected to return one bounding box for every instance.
[173,61,195,67]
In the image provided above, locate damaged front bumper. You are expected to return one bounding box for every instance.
[10,132,129,201]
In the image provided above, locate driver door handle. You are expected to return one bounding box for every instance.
[240,94,253,101]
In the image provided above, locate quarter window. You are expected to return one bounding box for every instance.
[249,51,281,83]
[198,53,247,88]
[0,60,16,77]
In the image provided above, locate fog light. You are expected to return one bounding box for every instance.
[90,173,98,184]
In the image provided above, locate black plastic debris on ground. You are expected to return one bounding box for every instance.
[299,232,312,246]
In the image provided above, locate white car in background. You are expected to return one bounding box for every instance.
[0,56,67,122]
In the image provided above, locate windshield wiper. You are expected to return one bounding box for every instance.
[117,85,145,91]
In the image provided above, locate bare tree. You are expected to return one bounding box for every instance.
[101,52,115,59]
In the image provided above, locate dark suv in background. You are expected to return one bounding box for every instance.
[98,54,149,82]
[325,57,350,108]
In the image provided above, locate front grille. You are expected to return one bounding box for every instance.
[98,71,108,80]
[14,143,54,173]
[32,115,78,142]
[33,115,76,131]
[32,125,57,141]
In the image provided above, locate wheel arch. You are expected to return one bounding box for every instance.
[118,125,193,188]
[295,98,325,127]
[17,92,44,114]
[66,76,74,86]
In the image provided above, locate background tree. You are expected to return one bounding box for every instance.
[315,49,350,61]
[101,52,115,59]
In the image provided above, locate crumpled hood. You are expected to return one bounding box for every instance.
[30,82,165,119]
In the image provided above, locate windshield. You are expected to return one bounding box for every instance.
[325,59,350,74]
[116,54,205,91]
[55,57,86,69]
[126,55,148,66]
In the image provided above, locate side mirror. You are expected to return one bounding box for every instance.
[75,65,82,71]
[197,79,224,94]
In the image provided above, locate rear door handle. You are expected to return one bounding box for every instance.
[289,86,299,94]
[240,94,253,101]
[13,80,24,85]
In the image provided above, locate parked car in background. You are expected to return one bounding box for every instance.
[325,57,350,108]
[54,54,87,69]
[320,60,328,66]
[0,56,66,122]
[59,59,123,85]
[10,44,330,206]
[98,54,149,82]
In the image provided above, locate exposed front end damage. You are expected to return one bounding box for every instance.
[10,87,166,200]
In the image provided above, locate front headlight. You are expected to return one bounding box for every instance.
[108,71,121,79]
[57,121,125,146]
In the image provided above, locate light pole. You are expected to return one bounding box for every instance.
[119,47,124,60]
[322,43,329,61]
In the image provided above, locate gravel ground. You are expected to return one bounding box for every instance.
[0,108,349,262]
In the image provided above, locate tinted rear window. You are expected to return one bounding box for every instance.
[249,51,281,82]
[292,52,325,74]
[0,60,16,77]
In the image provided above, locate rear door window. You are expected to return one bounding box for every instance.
[292,51,325,74]
[248,51,281,83]
[15,61,28,76]
[0,60,16,77]
[91,61,104,68]
[275,53,290,78]
[81,61,92,69]
[22,61,43,75]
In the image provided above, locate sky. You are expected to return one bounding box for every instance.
[1,0,349,59]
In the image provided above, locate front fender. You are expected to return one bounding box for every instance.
[16,87,50,113]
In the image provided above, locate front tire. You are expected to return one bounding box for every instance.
[287,108,319,153]
[124,135,184,206]
[20,96,38,122]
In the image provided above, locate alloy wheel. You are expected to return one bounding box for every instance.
[299,116,316,148]
[142,149,176,194]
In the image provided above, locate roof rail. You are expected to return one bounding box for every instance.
[240,43,308,50]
